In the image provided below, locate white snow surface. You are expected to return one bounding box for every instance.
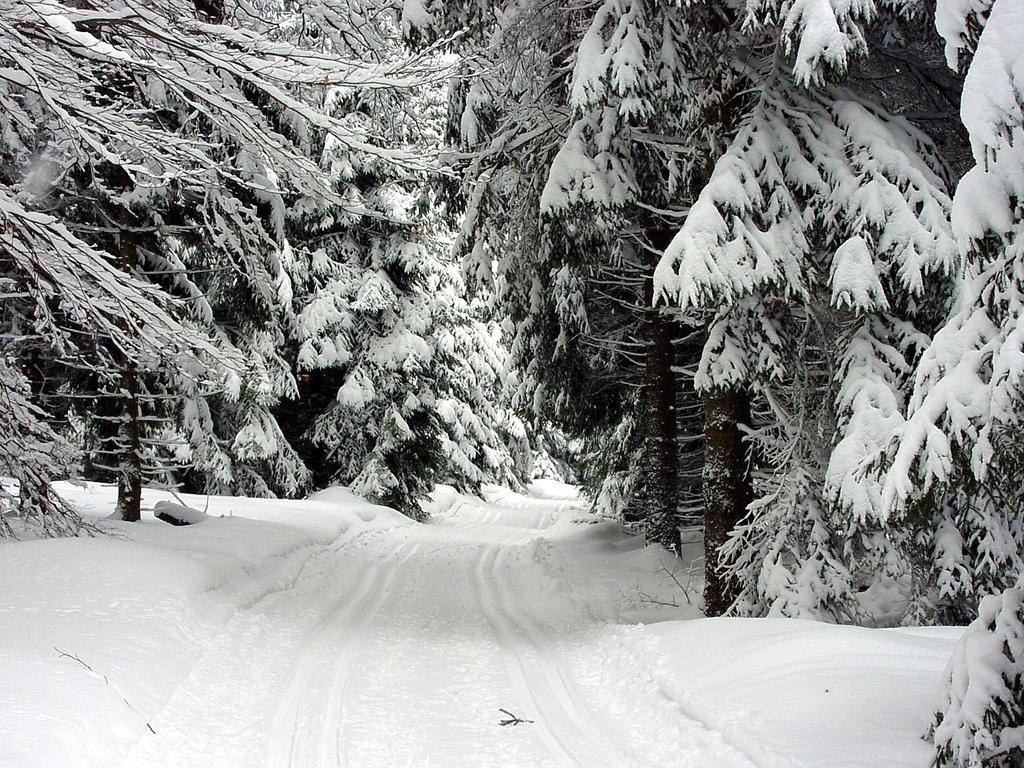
[152,500,209,525]
[1,482,960,767]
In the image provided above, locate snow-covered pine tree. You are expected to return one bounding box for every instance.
[931,574,1024,768]
[654,2,961,619]
[879,0,1024,624]
[279,9,526,517]
[530,427,578,484]
[840,1,1024,761]
[286,172,527,516]
[137,0,310,500]
[0,190,222,533]
[431,268,533,495]
[408,0,714,551]
[1,0,452,520]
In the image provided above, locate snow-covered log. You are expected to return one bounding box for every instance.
[154,501,208,526]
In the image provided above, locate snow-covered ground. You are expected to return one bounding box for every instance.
[1,482,960,767]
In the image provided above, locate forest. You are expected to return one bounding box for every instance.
[1,1,1022,767]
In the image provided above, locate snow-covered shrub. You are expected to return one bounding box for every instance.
[931,574,1024,767]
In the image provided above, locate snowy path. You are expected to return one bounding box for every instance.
[116,491,761,768]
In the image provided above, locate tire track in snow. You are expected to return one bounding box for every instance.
[269,538,420,768]
[498,529,766,768]
[475,544,578,768]
[496,527,767,768]
[644,674,776,768]
[443,500,498,528]
[474,542,629,768]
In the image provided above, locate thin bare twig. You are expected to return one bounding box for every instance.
[498,708,534,726]
[54,647,156,734]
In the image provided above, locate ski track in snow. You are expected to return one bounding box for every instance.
[272,540,422,768]
[475,544,628,768]
[121,492,758,768]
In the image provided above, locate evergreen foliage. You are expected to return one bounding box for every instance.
[652,4,961,620]
[408,0,715,549]
[0,0,522,530]
[277,12,528,518]
[879,0,1024,622]
[931,574,1024,767]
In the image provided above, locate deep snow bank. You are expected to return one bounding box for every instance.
[644,618,963,768]
[0,482,409,768]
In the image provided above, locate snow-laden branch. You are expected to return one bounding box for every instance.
[2,0,453,197]
[654,80,954,320]
[0,188,229,365]
[882,0,1024,517]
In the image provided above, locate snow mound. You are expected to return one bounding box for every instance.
[645,618,964,768]
[153,500,207,526]
[304,485,366,504]
[420,484,464,517]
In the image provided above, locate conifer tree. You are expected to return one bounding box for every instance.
[408,0,720,551]
[845,2,1024,760]
[277,8,527,516]
[0,191,221,532]
[878,0,1024,623]
[654,2,961,618]
[1,0,451,523]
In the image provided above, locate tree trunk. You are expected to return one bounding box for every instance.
[117,359,143,522]
[694,3,751,615]
[630,226,682,553]
[116,212,143,523]
[702,386,752,616]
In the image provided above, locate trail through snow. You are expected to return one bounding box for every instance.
[119,489,753,768]
[2,482,958,768]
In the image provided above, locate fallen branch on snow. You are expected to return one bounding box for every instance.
[498,708,534,726]
[55,647,156,734]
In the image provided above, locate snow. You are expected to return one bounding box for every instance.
[764,0,874,85]
[337,368,376,408]
[539,119,598,213]
[1,482,961,767]
[935,0,995,70]
[948,0,1024,245]
[830,235,888,311]
[37,5,134,63]
[525,478,581,501]
[153,500,208,526]
[1,482,408,768]
[645,620,963,768]
[570,2,611,111]
[400,0,433,33]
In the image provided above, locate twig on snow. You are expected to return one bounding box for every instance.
[498,708,534,726]
[54,647,156,734]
